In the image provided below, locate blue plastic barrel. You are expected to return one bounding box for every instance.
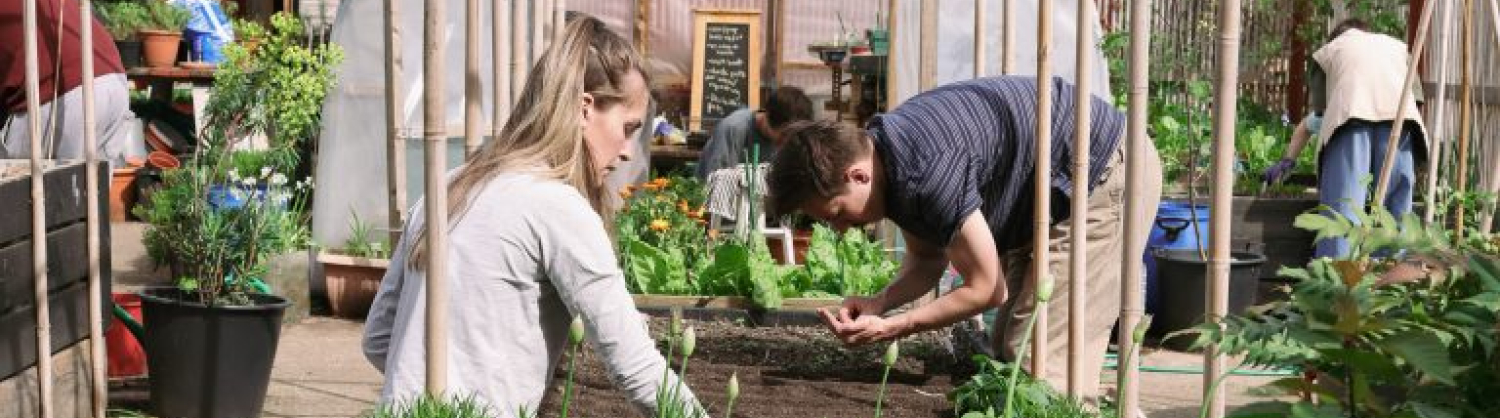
[1143,201,1210,314]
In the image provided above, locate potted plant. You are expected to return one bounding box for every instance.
[318,211,392,318]
[97,0,148,68]
[138,0,190,68]
[132,152,311,418]
[232,18,266,52]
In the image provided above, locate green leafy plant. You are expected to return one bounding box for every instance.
[654,309,707,418]
[140,0,190,33]
[339,210,390,259]
[1177,204,1500,417]
[365,394,495,418]
[798,223,897,297]
[134,150,314,306]
[232,18,266,41]
[618,176,710,294]
[97,1,148,40]
[202,12,344,161]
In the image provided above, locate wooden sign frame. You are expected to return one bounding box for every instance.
[689,9,762,133]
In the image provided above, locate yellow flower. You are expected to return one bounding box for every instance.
[677,200,691,213]
[649,219,670,232]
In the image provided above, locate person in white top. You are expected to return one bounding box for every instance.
[1265,18,1426,258]
[362,15,706,417]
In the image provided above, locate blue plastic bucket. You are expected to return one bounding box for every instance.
[1143,201,1210,314]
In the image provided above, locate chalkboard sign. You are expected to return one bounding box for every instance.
[690,9,761,132]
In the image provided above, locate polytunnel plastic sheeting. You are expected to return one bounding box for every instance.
[888,0,1114,108]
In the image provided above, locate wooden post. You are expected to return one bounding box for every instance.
[1206,1,1243,416]
[1031,0,1053,379]
[1426,0,1454,225]
[1371,0,1435,209]
[1286,0,1310,119]
[1002,0,1014,74]
[1067,0,1092,399]
[386,0,408,237]
[512,0,527,102]
[24,0,53,414]
[769,0,782,85]
[884,0,897,110]
[81,0,106,416]
[532,0,546,63]
[919,0,937,90]
[635,0,650,58]
[975,0,986,78]
[1478,0,1500,231]
[423,0,449,395]
[1118,0,1153,414]
[494,0,511,137]
[465,0,483,157]
[1456,0,1472,243]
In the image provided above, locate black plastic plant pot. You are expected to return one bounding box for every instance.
[116,40,143,69]
[138,287,289,418]
[1151,249,1265,347]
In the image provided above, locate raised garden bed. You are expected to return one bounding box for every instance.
[0,161,111,380]
[535,317,962,418]
[631,295,842,327]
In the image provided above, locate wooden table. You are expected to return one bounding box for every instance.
[126,66,217,101]
[649,143,703,173]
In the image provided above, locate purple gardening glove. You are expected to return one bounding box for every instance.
[1262,158,1295,184]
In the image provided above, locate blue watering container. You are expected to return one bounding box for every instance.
[1143,201,1211,314]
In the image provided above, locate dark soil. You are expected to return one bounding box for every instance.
[536,317,965,418]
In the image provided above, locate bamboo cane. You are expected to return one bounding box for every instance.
[24,0,53,415]
[1002,0,1014,74]
[494,0,511,136]
[1477,0,1500,231]
[975,0,987,78]
[1372,0,1437,209]
[464,0,483,158]
[385,0,407,238]
[1118,0,1153,414]
[80,0,106,416]
[423,0,449,395]
[1031,0,1053,380]
[919,0,937,91]
[512,0,527,102]
[532,0,546,63]
[884,0,897,109]
[555,0,566,42]
[1426,0,1455,226]
[1206,1,1243,417]
[1066,0,1093,399]
[1456,0,1472,243]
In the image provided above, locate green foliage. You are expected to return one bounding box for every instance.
[141,0,189,32]
[949,356,1102,418]
[799,223,897,297]
[365,395,495,418]
[202,12,343,159]
[232,18,266,41]
[617,175,893,309]
[96,1,149,40]
[134,150,313,306]
[340,209,390,259]
[1178,205,1500,417]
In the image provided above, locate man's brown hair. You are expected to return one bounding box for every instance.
[766,120,871,218]
[1329,18,1368,39]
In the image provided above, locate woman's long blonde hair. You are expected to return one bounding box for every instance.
[408,15,645,268]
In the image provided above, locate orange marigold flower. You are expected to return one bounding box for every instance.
[695,218,707,226]
[653,177,671,188]
[642,183,661,192]
[677,200,690,213]
[649,219,670,232]
[692,209,705,219]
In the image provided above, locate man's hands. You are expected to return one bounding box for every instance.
[817,300,910,346]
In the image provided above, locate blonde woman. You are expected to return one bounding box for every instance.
[363,16,704,416]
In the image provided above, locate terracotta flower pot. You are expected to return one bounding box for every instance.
[110,167,140,222]
[319,252,391,318]
[139,29,182,68]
